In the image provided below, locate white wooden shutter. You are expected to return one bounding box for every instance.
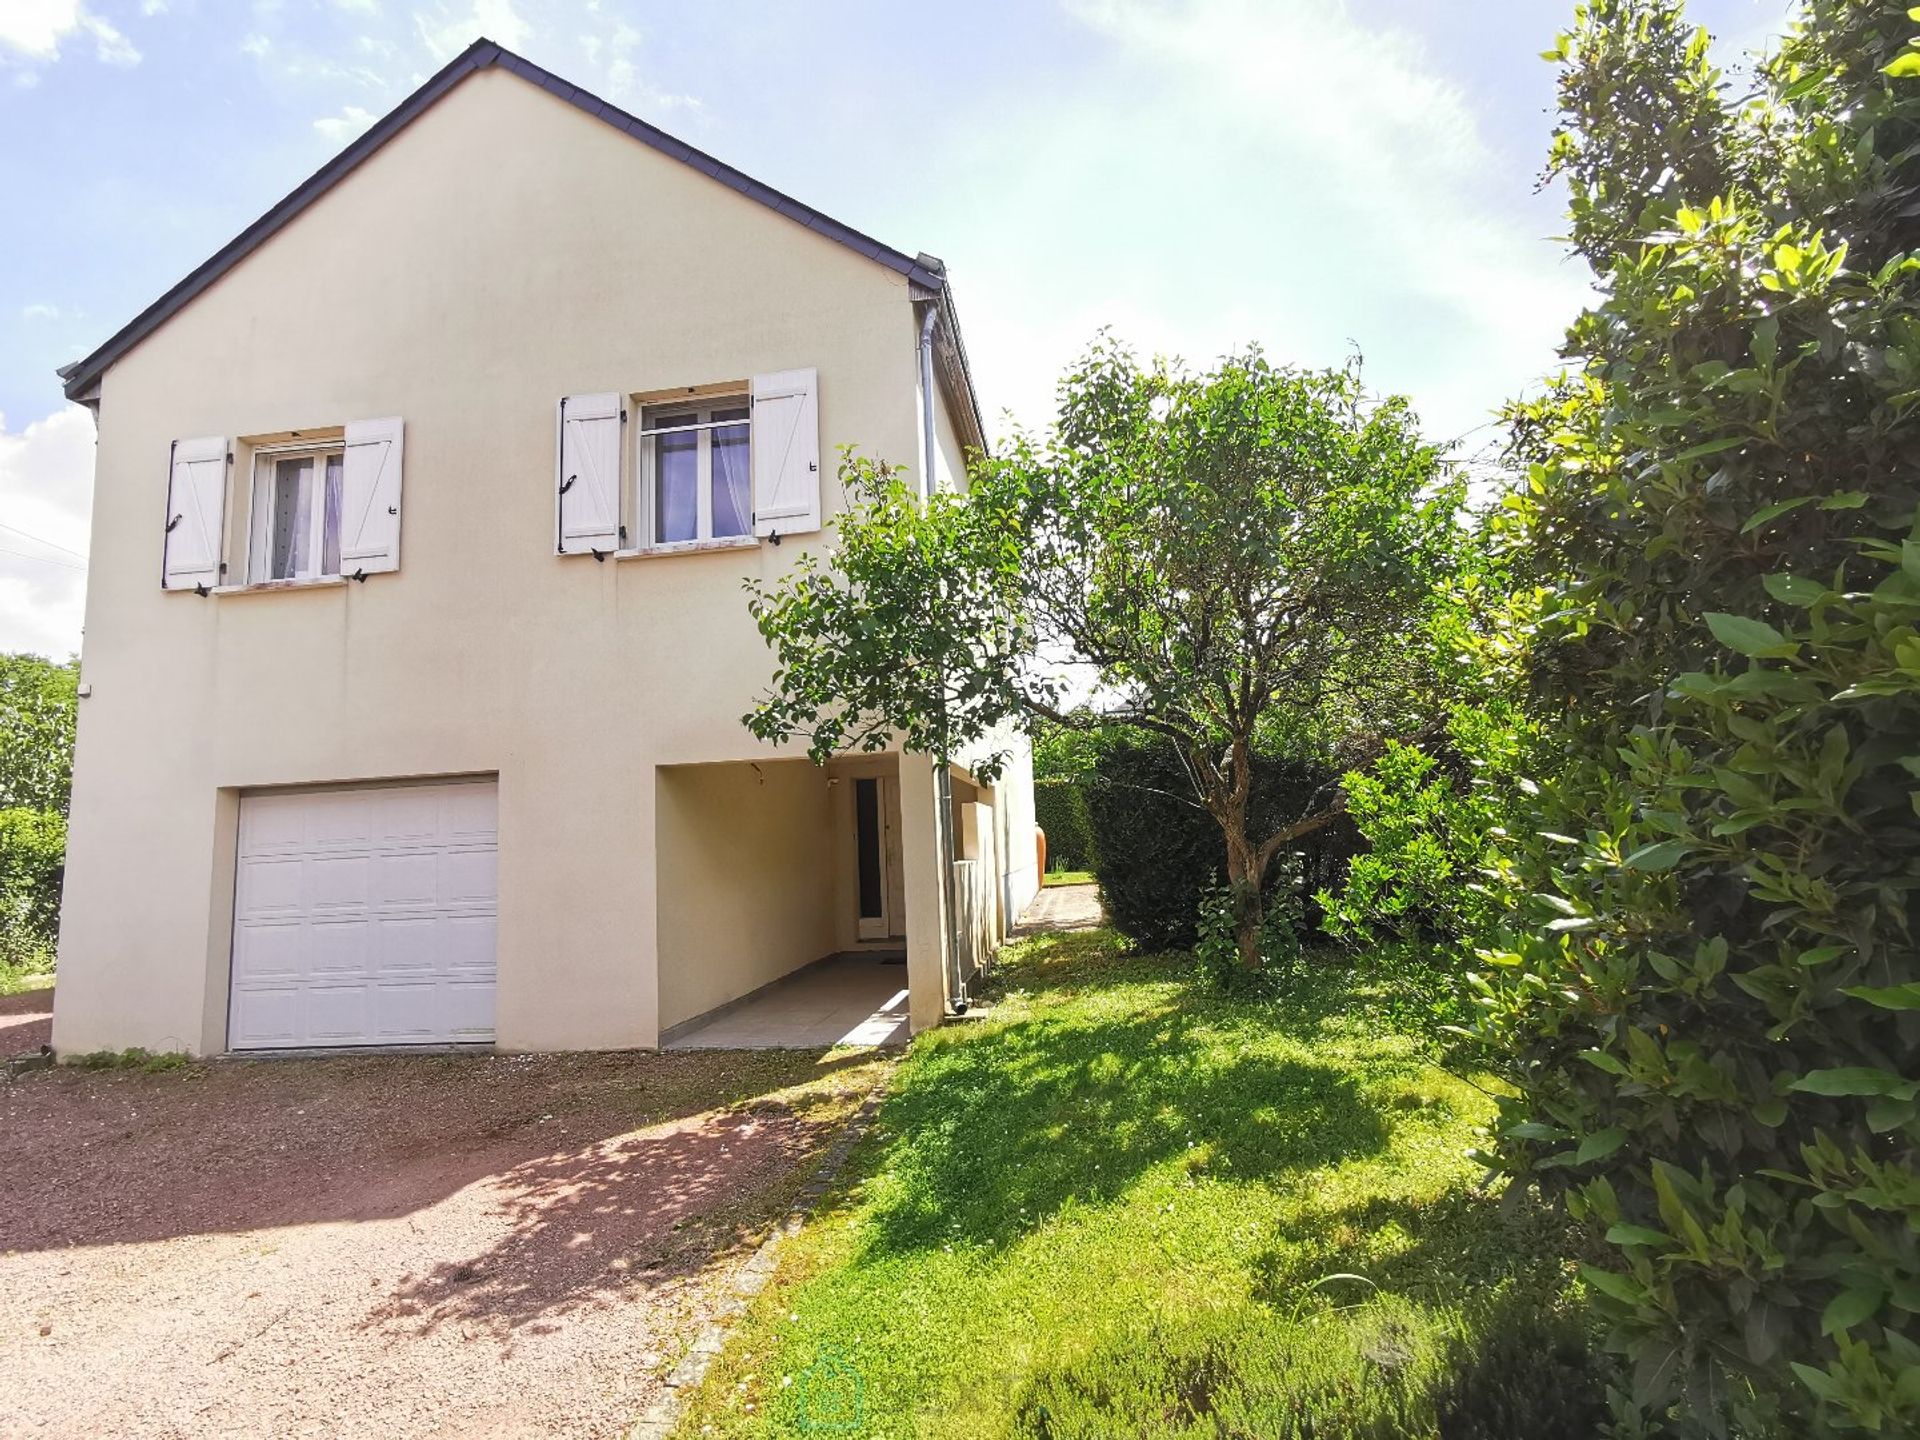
[752,368,820,537]
[557,393,622,553]
[161,436,228,591]
[340,416,404,576]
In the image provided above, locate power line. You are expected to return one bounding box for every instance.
[0,521,86,563]
[0,545,86,572]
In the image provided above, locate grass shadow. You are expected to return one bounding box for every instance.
[861,931,1395,1255]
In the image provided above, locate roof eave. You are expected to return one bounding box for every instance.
[57,37,956,402]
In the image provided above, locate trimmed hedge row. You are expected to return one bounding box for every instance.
[1085,737,1360,952]
[1034,778,1096,871]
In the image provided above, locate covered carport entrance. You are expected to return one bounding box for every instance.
[653,754,951,1048]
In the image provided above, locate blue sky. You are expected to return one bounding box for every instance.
[0,0,1791,657]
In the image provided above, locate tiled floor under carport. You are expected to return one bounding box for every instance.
[663,953,912,1050]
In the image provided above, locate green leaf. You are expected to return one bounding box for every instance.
[1675,436,1748,461]
[1762,573,1826,606]
[1607,1224,1671,1248]
[1884,50,1920,77]
[1821,1285,1883,1335]
[1820,490,1869,509]
[1623,839,1691,871]
[1843,983,1920,1009]
[1742,496,1812,533]
[1580,1265,1644,1305]
[1790,1067,1906,1096]
[1792,1362,1841,1403]
[1706,612,1794,657]
[1578,1127,1629,1163]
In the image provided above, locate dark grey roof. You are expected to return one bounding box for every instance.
[58,36,987,443]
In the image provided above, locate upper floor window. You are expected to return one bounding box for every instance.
[555,370,820,558]
[641,402,751,546]
[249,444,345,582]
[159,418,404,593]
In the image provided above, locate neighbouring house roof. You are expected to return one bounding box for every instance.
[57,37,989,450]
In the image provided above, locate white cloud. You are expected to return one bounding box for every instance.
[413,0,529,63]
[946,0,1590,444]
[0,406,94,661]
[21,303,62,321]
[240,31,270,58]
[0,1,140,67]
[313,103,374,142]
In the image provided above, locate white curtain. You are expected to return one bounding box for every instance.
[322,453,343,575]
[712,416,751,537]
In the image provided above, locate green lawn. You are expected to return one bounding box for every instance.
[1041,869,1095,888]
[674,929,1600,1439]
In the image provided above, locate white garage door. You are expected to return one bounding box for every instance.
[229,779,499,1050]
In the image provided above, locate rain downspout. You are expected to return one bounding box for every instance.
[920,301,968,1014]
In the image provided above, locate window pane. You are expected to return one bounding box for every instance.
[656,429,697,543]
[271,457,314,579]
[711,409,750,539]
[321,453,343,576]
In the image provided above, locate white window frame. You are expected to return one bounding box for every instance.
[634,398,753,549]
[247,440,346,584]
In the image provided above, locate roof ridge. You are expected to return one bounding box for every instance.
[58,37,971,429]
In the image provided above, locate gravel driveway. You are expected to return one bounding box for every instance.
[0,1023,887,1439]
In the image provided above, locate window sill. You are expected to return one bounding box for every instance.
[611,537,760,561]
[209,577,351,596]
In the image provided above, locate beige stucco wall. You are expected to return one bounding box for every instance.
[654,760,838,1033]
[52,67,986,1055]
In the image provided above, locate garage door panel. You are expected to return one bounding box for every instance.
[306,984,374,1044]
[237,855,308,914]
[308,793,375,850]
[439,783,499,840]
[309,854,371,910]
[373,851,440,908]
[373,915,438,973]
[230,779,498,1050]
[439,848,498,906]
[442,980,497,1039]
[235,918,305,979]
[371,787,444,846]
[371,981,443,1042]
[230,986,303,1048]
[442,915,497,973]
[309,918,372,977]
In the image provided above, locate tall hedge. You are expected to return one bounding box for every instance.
[1033,778,1096,871]
[1087,738,1358,952]
[0,807,65,972]
[1474,4,1920,1433]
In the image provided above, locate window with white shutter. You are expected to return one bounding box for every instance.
[557,393,623,554]
[751,368,820,538]
[162,435,229,591]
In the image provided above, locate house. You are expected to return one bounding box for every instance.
[49,39,1038,1057]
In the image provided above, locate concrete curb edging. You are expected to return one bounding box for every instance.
[625,1071,893,1439]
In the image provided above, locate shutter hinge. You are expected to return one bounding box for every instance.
[591,548,609,563]
[226,452,234,464]
[165,514,182,533]
[559,475,576,496]
[619,524,628,543]
[349,568,369,583]
[193,583,211,597]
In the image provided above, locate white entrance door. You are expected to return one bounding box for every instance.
[229,779,499,1049]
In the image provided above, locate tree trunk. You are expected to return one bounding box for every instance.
[1222,811,1265,973]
